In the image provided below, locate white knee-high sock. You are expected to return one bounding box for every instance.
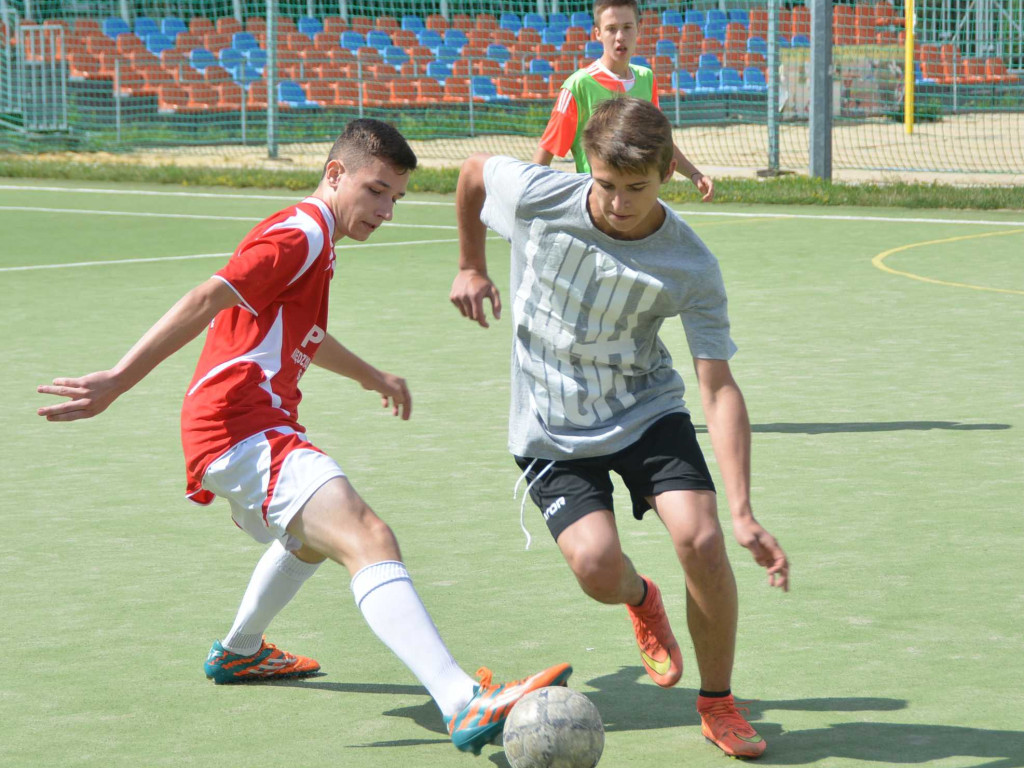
[351,560,477,717]
[222,540,321,656]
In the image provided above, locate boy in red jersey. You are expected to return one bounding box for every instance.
[37,119,570,755]
[533,0,714,201]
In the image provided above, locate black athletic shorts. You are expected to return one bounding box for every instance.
[513,412,716,541]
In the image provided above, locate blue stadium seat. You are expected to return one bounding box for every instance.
[718,67,743,92]
[778,35,793,48]
[661,10,684,27]
[631,55,651,69]
[232,32,260,53]
[694,67,720,92]
[742,66,768,92]
[444,28,468,50]
[728,9,750,27]
[549,12,570,29]
[570,11,592,28]
[401,14,425,31]
[366,30,391,50]
[102,17,131,39]
[297,16,323,40]
[499,12,522,33]
[791,34,810,47]
[542,27,566,47]
[655,39,677,57]
[245,47,267,72]
[434,44,461,63]
[134,16,159,38]
[486,43,511,63]
[426,59,453,84]
[340,31,365,51]
[672,69,696,92]
[522,12,546,31]
[528,58,554,78]
[684,10,705,28]
[706,9,728,27]
[704,20,728,41]
[278,81,320,108]
[698,52,722,71]
[161,17,187,38]
[747,36,767,56]
[382,45,409,68]
[471,76,506,101]
[416,29,443,51]
[914,61,936,85]
[145,33,175,56]
[189,47,217,71]
[584,40,603,59]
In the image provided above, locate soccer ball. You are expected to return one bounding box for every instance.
[503,686,605,768]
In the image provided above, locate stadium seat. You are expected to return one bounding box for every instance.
[102,17,131,39]
[134,16,159,38]
[161,17,187,38]
[698,52,722,72]
[522,12,546,31]
[245,47,267,71]
[985,56,1019,83]
[382,45,409,68]
[340,31,364,51]
[655,39,678,58]
[232,32,260,53]
[278,80,320,107]
[486,43,512,64]
[189,47,217,71]
[631,55,651,69]
[471,75,506,101]
[704,20,728,42]
[791,34,810,48]
[741,66,767,92]
[361,80,390,106]
[549,12,570,29]
[661,10,684,28]
[747,36,767,57]
[435,44,461,63]
[375,15,399,31]
[584,40,603,58]
[684,10,705,29]
[145,33,175,56]
[298,16,323,40]
[728,9,750,27]
[366,30,391,50]
[694,68,719,92]
[426,59,453,83]
[571,11,592,29]
[672,68,696,92]
[413,76,444,102]
[500,13,522,33]
[749,8,768,39]
[443,76,471,102]
[542,27,566,47]
[416,28,443,51]
[528,58,554,79]
[445,28,468,49]
[401,14,426,32]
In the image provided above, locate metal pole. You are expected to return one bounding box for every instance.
[233,0,243,24]
[267,0,277,159]
[115,58,122,144]
[808,0,832,180]
[905,0,915,134]
[766,0,780,172]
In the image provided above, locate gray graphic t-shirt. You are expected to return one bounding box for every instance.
[481,156,737,460]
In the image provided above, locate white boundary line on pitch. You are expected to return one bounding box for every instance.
[0,237,469,273]
[2,184,1023,227]
[0,205,456,229]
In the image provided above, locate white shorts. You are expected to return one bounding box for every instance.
[201,428,346,551]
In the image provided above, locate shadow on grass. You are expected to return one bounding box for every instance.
[694,421,1011,434]
[282,667,1024,765]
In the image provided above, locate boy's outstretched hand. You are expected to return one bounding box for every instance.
[733,517,790,592]
[37,371,124,422]
[450,269,501,328]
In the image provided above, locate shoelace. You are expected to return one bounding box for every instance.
[475,667,495,689]
[512,459,556,550]
[702,699,756,734]
[628,599,668,655]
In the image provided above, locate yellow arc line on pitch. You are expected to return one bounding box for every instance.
[872,229,1024,295]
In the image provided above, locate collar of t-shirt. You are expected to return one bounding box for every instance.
[593,60,636,91]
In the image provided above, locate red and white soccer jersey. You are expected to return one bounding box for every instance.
[538,61,662,159]
[181,196,337,504]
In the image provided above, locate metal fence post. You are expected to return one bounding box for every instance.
[266,0,277,159]
[809,0,832,181]
[765,0,780,174]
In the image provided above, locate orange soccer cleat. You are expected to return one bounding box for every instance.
[204,638,320,684]
[697,693,767,759]
[626,575,682,687]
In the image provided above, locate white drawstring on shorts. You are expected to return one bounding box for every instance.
[512,458,556,550]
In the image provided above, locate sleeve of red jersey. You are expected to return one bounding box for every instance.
[538,88,580,158]
[651,77,661,109]
[216,225,319,315]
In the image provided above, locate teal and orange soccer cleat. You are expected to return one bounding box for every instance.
[626,575,682,687]
[697,694,767,759]
[445,663,573,754]
[204,638,320,684]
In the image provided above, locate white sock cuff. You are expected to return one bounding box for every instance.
[350,560,410,607]
[271,540,322,581]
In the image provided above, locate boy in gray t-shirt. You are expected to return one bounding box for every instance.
[450,97,789,760]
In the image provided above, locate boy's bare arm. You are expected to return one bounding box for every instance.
[532,147,555,166]
[450,153,502,328]
[312,334,411,420]
[672,144,715,202]
[37,277,239,422]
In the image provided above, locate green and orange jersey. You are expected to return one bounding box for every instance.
[538,61,660,173]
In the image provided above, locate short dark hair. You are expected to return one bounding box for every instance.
[583,97,674,177]
[593,0,639,26]
[324,119,417,176]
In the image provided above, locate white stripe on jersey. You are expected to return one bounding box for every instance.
[262,208,326,288]
[554,88,574,114]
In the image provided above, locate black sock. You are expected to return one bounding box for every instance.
[699,688,731,698]
[630,578,649,607]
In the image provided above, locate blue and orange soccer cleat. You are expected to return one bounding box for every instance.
[445,663,573,754]
[626,575,683,687]
[204,638,320,684]
[697,694,767,759]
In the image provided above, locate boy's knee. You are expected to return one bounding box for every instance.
[566,545,628,603]
[675,526,727,571]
